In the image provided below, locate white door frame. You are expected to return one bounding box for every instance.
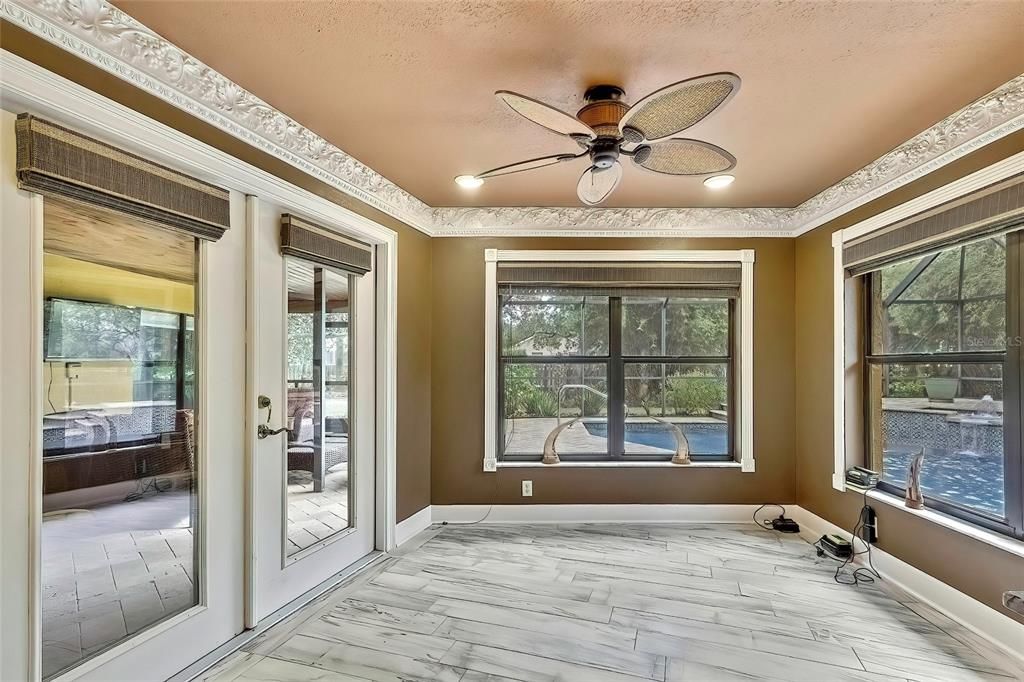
[244,194,388,623]
[0,105,248,681]
[0,50,398,677]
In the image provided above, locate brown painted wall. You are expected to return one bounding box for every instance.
[794,130,1024,622]
[431,237,795,505]
[395,229,433,520]
[2,22,432,521]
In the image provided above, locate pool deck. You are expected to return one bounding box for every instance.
[883,397,1002,419]
[504,417,719,456]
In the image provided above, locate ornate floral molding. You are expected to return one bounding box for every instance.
[4,0,1023,238]
[785,74,1024,235]
[429,206,795,237]
[2,0,434,232]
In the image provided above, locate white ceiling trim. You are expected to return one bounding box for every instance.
[5,0,1023,239]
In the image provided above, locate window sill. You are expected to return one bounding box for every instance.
[497,461,743,469]
[855,486,1024,559]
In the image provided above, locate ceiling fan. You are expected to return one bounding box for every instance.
[455,73,740,205]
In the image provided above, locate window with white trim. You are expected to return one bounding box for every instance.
[483,251,754,470]
[837,174,1024,539]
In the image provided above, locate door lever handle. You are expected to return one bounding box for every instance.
[256,394,288,439]
[257,424,288,439]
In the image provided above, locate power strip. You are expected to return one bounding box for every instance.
[771,516,800,533]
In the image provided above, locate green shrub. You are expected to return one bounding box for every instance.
[669,376,725,416]
[523,390,559,417]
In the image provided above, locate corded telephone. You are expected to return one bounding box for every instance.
[845,465,879,488]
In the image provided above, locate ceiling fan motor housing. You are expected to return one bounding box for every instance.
[591,138,620,169]
[578,84,629,139]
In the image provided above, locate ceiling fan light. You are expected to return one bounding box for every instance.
[454,174,484,189]
[703,174,735,189]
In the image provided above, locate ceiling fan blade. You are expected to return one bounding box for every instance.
[619,73,740,143]
[496,90,596,139]
[633,139,736,175]
[475,151,584,180]
[577,162,623,206]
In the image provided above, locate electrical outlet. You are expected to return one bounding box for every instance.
[521,480,533,497]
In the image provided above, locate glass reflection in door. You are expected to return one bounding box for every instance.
[40,198,199,679]
[285,259,353,556]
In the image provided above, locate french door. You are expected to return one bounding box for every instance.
[1,87,394,679]
[1,108,248,681]
[245,197,376,620]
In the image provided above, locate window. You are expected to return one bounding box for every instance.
[490,252,752,466]
[44,299,195,418]
[861,233,1023,537]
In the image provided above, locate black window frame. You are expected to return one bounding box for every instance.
[497,291,736,463]
[861,230,1024,539]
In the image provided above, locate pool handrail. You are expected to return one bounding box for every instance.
[557,384,608,426]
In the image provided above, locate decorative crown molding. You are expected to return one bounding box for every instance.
[1,0,434,232]
[4,0,1023,238]
[429,206,795,238]
[785,74,1024,236]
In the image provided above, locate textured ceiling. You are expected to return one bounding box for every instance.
[113,0,1024,209]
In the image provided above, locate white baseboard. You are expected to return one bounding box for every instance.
[430,503,773,525]
[789,506,1024,672]
[394,505,434,547]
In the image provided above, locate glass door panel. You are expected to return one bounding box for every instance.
[284,259,352,556]
[40,197,199,679]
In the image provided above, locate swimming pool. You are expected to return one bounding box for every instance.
[882,445,1003,517]
[582,422,728,455]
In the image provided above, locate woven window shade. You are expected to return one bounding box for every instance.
[497,261,741,298]
[844,174,1024,273]
[280,214,373,275]
[15,114,229,240]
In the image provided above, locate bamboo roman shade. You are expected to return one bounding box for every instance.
[844,174,1024,273]
[15,114,230,240]
[497,261,741,298]
[280,214,373,275]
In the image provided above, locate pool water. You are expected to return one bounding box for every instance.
[883,445,1004,518]
[583,422,728,456]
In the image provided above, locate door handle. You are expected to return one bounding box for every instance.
[257,424,289,439]
[257,394,288,439]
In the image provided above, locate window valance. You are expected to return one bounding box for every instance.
[16,114,230,240]
[496,262,741,298]
[843,174,1024,273]
[280,214,373,275]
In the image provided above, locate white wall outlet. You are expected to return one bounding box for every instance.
[521,480,533,497]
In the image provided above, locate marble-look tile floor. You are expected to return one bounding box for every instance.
[200,523,1024,682]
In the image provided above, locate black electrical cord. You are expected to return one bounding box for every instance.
[832,484,881,586]
[442,476,499,525]
[752,503,787,530]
